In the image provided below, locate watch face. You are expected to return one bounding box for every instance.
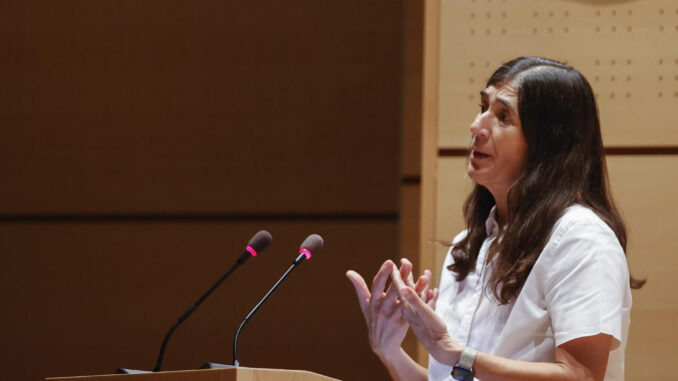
[451,366,474,381]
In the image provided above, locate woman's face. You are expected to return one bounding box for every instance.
[467,82,528,197]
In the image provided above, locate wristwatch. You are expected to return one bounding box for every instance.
[451,347,478,381]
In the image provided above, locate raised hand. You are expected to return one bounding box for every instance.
[390,262,462,367]
[346,259,431,361]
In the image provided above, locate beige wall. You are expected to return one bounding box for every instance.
[0,2,404,380]
[413,0,678,379]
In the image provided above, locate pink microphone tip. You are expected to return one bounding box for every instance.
[246,230,272,257]
[299,248,312,260]
[299,234,324,260]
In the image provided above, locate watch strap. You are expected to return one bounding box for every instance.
[457,347,478,370]
[451,347,478,380]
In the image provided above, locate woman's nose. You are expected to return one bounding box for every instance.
[470,115,490,140]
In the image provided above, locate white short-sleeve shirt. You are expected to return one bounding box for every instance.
[428,205,632,381]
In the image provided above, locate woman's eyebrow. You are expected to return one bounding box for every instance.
[495,96,516,113]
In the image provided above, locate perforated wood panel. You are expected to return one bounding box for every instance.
[438,0,678,147]
[415,0,678,377]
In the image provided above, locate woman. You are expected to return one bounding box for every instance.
[347,57,643,381]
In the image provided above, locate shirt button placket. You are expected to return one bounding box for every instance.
[456,239,490,346]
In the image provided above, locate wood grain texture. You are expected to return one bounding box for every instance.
[434,158,473,285]
[437,0,678,147]
[607,156,678,311]
[417,2,678,380]
[0,1,401,215]
[2,220,394,381]
[416,0,442,367]
[0,2,402,380]
[47,367,339,381]
[439,146,678,156]
[625,309,678,381]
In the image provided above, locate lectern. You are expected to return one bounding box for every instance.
[46,367,341,381]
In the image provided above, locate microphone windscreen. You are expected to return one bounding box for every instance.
[247,230,272,253]
[300,234,324,254]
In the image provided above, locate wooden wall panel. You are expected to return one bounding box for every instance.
[437,0,678,147]
[433,158,473,285]
[402,0,425,179]
[430,155,678,380]
[0,1,405,380]
[401,185,422,271]
[399,0,426,361]
[607,156,677,311]
[607,156,678,379]
[416,0,678,379]
[626,310,676,381]
[0,220,396,381]
[400,184,423,356]
[0,1,401,215]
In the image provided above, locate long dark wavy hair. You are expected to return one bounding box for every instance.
[449,56,645,304]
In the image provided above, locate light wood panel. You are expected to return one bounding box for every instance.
[417,0,442,365]
[416,1,678,379]
[437,0,678,147]
[430,156,678,380]
[433,158,474,286]
[626,309,677,381]
[48,367,339,381]
[609,155,678,379]
[607,156,678,311]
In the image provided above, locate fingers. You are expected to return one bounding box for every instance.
[382,259,414,316]
[427,288,439,309]
[382,281,401,316]
[390,266,438,323]
[400,258,416,288]
[368,260,396,317]
[349,261,417,358]
[414,269,432,297]
[399,285,445,331]
[389,264,410,299]
[346,270,370,315]
[392,259,432,296]
[371,260,395,298]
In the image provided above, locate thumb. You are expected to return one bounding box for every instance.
[346,270,370,315]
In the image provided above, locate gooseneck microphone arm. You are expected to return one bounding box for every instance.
[153,230,271,372]
[153,252,248,372]
[232,254,306,367]
[232,234,323,367]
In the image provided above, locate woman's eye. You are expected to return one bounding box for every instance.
[479,103,488,113]
[499,111,510,122]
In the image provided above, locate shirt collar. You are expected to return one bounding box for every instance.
[485,206,500,237]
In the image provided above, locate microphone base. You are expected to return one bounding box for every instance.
[200,362,237,369]
[116,368,152,374]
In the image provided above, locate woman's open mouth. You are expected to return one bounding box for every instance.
[472,150,490,159]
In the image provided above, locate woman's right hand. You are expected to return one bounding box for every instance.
[346,259,431,362]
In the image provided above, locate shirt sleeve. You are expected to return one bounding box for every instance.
[541,215,630,349]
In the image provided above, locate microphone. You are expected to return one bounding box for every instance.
[232,234,324,367]
[151,230,272,372]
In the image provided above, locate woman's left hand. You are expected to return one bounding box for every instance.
[390,263,463,366]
